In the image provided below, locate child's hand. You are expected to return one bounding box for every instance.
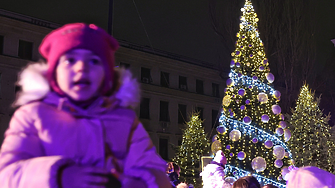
[61,164,110,188]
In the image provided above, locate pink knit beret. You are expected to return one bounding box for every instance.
[39,23,119,95]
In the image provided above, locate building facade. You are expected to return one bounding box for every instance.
[0,9,228,160]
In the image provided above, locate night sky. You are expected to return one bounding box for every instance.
[1,0,335,119]
[0,0,227,67]
[0,0,334,68]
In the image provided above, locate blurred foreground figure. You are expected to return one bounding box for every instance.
[286,166,335,188]
[201,150,232,188]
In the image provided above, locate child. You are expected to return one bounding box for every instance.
[0,23,170,188]
[176,183,189,188]
[262,184,278,188]
[232,176,260,188]
[201,150,232,188]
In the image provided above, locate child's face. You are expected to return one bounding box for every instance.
[56,49,105,102]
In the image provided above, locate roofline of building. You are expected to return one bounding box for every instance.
[0,8,229,72]
[117,39,221,70]
[0,8,61,29]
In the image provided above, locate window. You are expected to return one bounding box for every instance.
[18,40,33,60]
[196,79,204,94]
[212,83,220,97]
[141,67,152,83]
[212,110,219,128]
[159,138,169,160]
[196,107,204,120]
[179,76,187,90]
[160,101,170,122]
[160,72,169,87]
[140,98,150,119]
[0,35,4,55]
[178,104,187,124]
[119,62,130,69]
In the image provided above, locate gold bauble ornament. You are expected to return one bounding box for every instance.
[258,92,268,104]
[211,140,222,154]
[222,95,232,107]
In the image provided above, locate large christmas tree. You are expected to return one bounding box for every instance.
[173,112,210,187]
[216,0,294,187]
[289,84,335,173]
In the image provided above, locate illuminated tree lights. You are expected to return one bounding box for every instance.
[289,84,335,174]
[217,0,294,186]
[172,112,210,187]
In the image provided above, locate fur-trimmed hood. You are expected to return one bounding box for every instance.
[14,63,141,113]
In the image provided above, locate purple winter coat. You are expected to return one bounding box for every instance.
[0,63,170,188]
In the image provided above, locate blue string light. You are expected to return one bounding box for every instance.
[219,114,293,158]
[228,70,276,94]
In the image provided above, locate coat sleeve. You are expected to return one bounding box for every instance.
[0,105,73,188]
[122,120,171,188]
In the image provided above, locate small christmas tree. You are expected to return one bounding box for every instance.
[217,0,293,187]
[173,111,210,187]
[289,84,335,173]
[331,126,335,143]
